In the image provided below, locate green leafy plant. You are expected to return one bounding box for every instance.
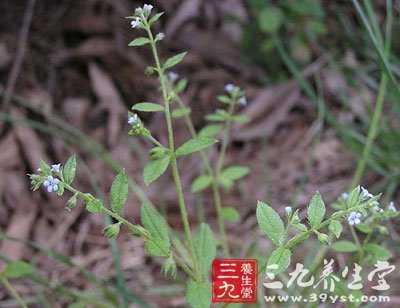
[24,4,399,307]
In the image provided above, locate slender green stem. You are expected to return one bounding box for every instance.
[63,183,196,281]
[147,134,166,149]
[143,18,199,278]
[350,75,388,188]
[1,277,28,308]
[212,102,236,257]
[174,92,231,257]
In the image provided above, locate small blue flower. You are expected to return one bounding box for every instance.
[388,201,396,212]
[168,72,179,81]
[128,114,138,125]
[239,96,247,106]
[285,206,292,215]
[43,176,60,193]
[348,212,362,225]
[131,17,141,28]
[51,164,61,173]
[143,4,153,12]
[341,192,349,200]
[225,84,235,93]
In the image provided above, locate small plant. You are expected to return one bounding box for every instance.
[24,4,398,307]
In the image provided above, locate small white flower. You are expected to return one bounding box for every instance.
[285,206,292,215]
[361,187,373,200]
[51,164,61,173]
[348,212,362,225]
[341,192,349,200]
[388,201,397,212]
[239,96,247,106]
[373,206,383,213]
[168,72,179,81]
[225,83,235,93]
[143,4,153,12]
[128,114,138,125]
[43,176,60,193]
[131,17,141,28]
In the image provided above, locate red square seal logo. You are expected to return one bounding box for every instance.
[212,259,258,303]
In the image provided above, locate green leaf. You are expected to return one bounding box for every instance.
[347,186,361,207]
[220,207,240,222]
[186,281,211,308]
[39,160,51,175]
[193,223,216,281]
[232,115,250,123]
[198,124,222,138]
[355,224,373,234]
[172,107,191,118]
[329,220,343,238]
[266,248,291,275]
[294,223,308,232]
[102,222,122,239]
[110,170,128,214]
[132,102,164,112]
[364,244,391,261]
[256,201,285,246]
[175,79,188,93]
[141,204,171,257]
[86,198,102,213]
[258,6,283,33]
[149,12,164,26]
[143,155,170,185]
[217,95,231,104]
[205,110,229,122]
[64,155,76,185]
[307,191,325,228]
[66,193,78,210]
[128,37,150,47]
[175,138,217,157]
[191,175,213,192]
[163,52,187,70]
[220,166,249,182]
[331,240,358,253]
[56,182,64,196]
[1,262,33,279]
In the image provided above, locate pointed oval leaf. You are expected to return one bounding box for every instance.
[172,107,191,118]
[198,124,222,138]
[2,262,33,279]
[256,201,285,246]
[141,204,171,256]
[191,175,213,192]
[110,170,128,214]
[86,198,102,213]
[175,138,217,157]
[329,220,343,238]
[220,166,249,181]
[129,37,151,47]
[266,248,291,275]
[64,155,76,185]
[193,223,216,281]
[331,240,358,253]
[307,191,325,228]
[132,102,164,112]
[220,207,240,222]
[163,52,187,70]
[143,155,170,185]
